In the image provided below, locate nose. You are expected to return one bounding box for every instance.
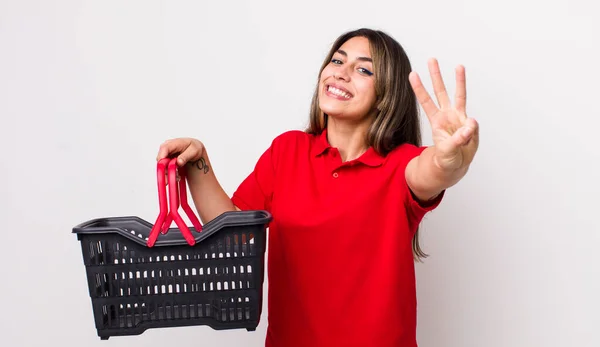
[334,66,351,81]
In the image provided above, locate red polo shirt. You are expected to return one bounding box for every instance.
[231,129,443,347]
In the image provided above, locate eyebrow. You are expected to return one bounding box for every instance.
[336,49,372,63]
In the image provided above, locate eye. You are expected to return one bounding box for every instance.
[331,58,343,65]
[358,67,373,76]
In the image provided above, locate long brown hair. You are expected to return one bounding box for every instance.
[306,28,428,261]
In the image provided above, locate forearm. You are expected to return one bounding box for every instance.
[184,148,238,223]
[406,146,469,201]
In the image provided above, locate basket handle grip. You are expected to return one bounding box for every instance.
[177,164,204,233]
[147,158,202,247]
[148,158,170,247]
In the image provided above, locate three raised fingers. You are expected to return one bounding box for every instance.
[409,59,468,120]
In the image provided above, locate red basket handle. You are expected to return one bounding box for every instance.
[177,164,203,233]
[147,158,202,247]
[148,158,170,247]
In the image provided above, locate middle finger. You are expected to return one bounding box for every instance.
[428,58,451,109]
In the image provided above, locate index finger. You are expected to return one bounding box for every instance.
[156,140,172,161]
[409,71,439,119]
[428,58,451,109]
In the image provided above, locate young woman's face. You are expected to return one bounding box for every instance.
[318,36,377,123]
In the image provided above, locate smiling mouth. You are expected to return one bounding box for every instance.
[326,85,353,99]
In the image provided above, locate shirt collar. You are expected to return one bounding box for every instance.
[310,129,385,167]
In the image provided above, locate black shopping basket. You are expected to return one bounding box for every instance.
[73,157,272,340]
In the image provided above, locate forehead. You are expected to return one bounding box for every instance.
[337,36,372,58]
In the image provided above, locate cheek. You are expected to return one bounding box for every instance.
[358,81,376,102]
[320,69,333,84]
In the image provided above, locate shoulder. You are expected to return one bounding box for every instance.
[385,143,429,168]
[273,129,311,142]
[261,130,313,171]
[270,130,313,150]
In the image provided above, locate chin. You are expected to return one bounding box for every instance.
[321,109,358,121]
[319,104,344,118]
[318,97,347,116]
[321,107,374,126]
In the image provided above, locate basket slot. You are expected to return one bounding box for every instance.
[93,272,110,297]
[214,296,253,322]
[112,242,138,265]
[101,302,151,328]
[146,301,154,324]
[103,305,110,327]
[88,240,108,265]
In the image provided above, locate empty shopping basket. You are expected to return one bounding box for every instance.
[73,157,271,340]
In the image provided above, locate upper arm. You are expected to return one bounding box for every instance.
[231,132,299,212]
[405,155,437,202]
[405,155,420,196]
[231,143,276,212]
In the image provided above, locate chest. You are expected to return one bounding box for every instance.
[270,153,406,232]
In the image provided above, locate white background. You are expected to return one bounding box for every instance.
[1,1,598,346]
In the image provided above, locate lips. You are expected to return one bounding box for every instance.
[325,84,353,99]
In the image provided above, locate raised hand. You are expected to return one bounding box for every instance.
[409,58,479,172]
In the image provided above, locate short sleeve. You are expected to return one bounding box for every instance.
[399,144,445,222]
[231,140,276,212]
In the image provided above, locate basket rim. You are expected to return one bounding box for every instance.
[72,210,271,247]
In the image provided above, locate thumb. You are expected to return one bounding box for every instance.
[448,118,478,148]
[453,125,475,147]
[435,125,473,160]
[176,144,203,167]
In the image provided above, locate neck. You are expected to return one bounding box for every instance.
[326,117,372,162]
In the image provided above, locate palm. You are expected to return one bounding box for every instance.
[409,58,479,171]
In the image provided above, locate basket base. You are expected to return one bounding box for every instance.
[90,293,262,340]
[97,319,258,340]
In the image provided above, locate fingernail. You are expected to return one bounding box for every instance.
[463,127,473,137]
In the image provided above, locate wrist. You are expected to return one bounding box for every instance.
[421,147,468,189]
[186,148,211,179]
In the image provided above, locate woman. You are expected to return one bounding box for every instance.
[157,28,479,347]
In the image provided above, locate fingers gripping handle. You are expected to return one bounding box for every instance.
[147,158,203,247]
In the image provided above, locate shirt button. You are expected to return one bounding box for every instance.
[332,172,339,178]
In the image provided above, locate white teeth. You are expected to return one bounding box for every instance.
[328,86,351,99]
